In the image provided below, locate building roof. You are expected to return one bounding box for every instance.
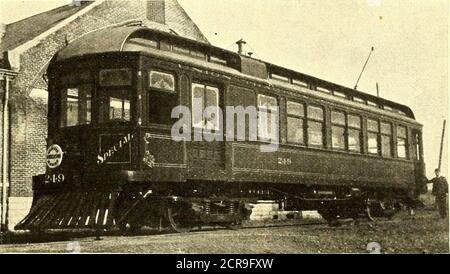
[0,2,93,53]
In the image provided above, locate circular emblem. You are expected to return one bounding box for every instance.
[46,144,63,169]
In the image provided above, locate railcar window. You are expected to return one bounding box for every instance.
[353,97,366,104]
[331,111,346,150]
[190,50,206,60]
[173,44,190,55]
[333,91,347,98]
[381,122,393,157]
[317,87,331,94]
[413,132,421,160]
[192,83,220,130]
[348,115,362,152]
[367,101,378,107]
[149,71,178,125]
[60,85,92,127]
[367,119,379,155]
[257,94,278,140]
[270,73,290,83]
[397,125,408,158]
[149,71,175,91]
[292,79,309,88]
[210,56,227,65]
[99,90,130,122]
[287,101,305,144]
[307,105,324,147]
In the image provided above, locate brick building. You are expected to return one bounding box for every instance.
[0,0,208,231]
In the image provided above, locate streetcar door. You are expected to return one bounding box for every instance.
[412,130,426,194]
[189,82,225,171]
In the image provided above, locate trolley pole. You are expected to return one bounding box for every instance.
[438,119,446,171]
[354,47,374,90]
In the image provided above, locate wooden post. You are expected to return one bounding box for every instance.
[438,120,446,171]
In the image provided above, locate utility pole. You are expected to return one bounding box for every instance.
[376,82,380,97]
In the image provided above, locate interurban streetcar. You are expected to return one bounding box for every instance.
[16,25,426,232]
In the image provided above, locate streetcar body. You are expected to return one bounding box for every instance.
[16,26,425,231]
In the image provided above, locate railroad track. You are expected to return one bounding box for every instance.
[2,212,422,245]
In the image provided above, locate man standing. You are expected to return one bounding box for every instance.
[429,168,448,219]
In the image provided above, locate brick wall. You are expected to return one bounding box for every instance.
[5,0,207,229]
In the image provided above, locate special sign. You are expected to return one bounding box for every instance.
[46,144,64,169]
[97,133,135,164]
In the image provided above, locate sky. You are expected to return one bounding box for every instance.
[0,0,448,178]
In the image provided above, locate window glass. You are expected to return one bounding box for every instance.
[368,133,378,154]
[287,117,304,144]
[257,94,278,140]
[190,50,205,59]
[172,45,190,55]
[367,101,378,107]
[367,119,379,132]
[331,111,345,125]
[307,105,323,120]
[109,97,130,120]
[413,132,421,160]
[149,71,175,91]
[397,125,408,158]
[397,125,407,138]
[292,79,308,88]
[381,135,392,157]
[332,126,346,150]
[149,71,177,125]
[307,105,324,147]
[331,111,346,150]
[60,85,92,127]
[333,91,347,98]
[308,121,323,146]
[99,90,130,123]
[258,110,277,140]
[271,73,289,82]
[348,115,361,129]
[287,101,304,145]
[348,129,361,152]
[381,122,392,135]
[287,101,304,116]
[192,83,220,130]
[353,97,366,104]
[192,84,204,128]
[66,88,79,127]
[397,138,407,158]
[258,94,277,110]
[317,86,331,94]
[210,56,227,65]
[99,69,132,87]
[380,122,393,157]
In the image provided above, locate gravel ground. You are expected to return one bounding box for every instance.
[0,209,448,253]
